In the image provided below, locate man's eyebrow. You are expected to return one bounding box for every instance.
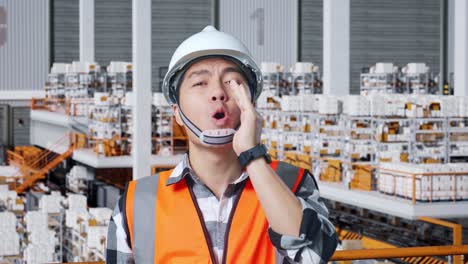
[186,69,211,79]
[221,67,243,76]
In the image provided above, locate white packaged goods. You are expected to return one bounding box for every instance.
[25,211,48,233]
[301,95,315,112]
[443,96,468,117]
[370,94,407,117]
[107,61,132,73]
[0,212,16,231]
[94,92,111,106]
[39,191,64,213]
[343,96,370,116]
[374,63,394,74]
[24,244,55,264]
[459,97,468,117]
[0,231,20,256]
[66,209,89,230]
[71,61,100,73]
[67,165,91,193]
[87,226,108,251]
[318,96,340,115]
[50,63,70,74]
[0,190,17,204]
[68,194,88,211]
[29,228,57,246]
[0,184,8,193]
[89,208,113,225]
[124,91,134,107]
[291,62,314,73]
[377,162,468,201]
[280,96,301,112]
[261,62,283,73]
[405,63,428,74]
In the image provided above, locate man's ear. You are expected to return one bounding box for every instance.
[172,104,184,127]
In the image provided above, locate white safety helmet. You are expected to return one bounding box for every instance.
[162,25,263,105]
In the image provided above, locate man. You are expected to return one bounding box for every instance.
[106,26,338,264]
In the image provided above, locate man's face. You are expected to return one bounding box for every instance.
[174,57,248,145]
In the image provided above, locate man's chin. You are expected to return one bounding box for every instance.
[190,137,234,150]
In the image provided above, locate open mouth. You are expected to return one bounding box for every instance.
[213,111,226,120]
[211,108,230,126]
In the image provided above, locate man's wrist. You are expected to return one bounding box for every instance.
[238,144,271,168]
[245,156,268,169]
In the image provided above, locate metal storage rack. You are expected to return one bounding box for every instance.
[48,212,64,263]
[401,72,438,95]
[340,115,376,190]
[311,113,343,183]
[287,72,322,95]
[410,117,447,164]
[342,116,375,163]
[373,117,412,163]
[360,72,399,95]
[312,113,343,158]
[262,71,287,97]
[447,117,468,163]
[152,105,175,155]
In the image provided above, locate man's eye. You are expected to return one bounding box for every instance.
[224,79,239,85]
[193,82,204,87]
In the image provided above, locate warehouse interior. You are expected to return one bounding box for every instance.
[0,0,468,263]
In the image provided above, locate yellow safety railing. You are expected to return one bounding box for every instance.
[331,245,468,262]
[419,217,464,264]
[57,244,468,264]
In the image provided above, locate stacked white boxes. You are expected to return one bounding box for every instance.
[87,226,108,256]
[0,188,24,211]
[0,212,20,256]
[301,94,316,112]
[66,165,91,194]
[24,211,57,263]
[62,194,110,261]
[369,94,407,117]
[280,96,301,112]
[377,162,468,201]
[317,95,340,115]
[65,194,88,230]
[343,96,370,117]
[86,208,112,257]
[360,63,398,95]
[39,191,65,213]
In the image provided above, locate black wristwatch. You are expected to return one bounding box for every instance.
[238,144,272,168]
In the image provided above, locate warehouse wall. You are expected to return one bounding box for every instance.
[300,0,441,94]
[95,0,132,67]
[0,0,49,91]
[51,0,212,92]
[219,0,298,68]
[51,0,79,63]
[10,106,30,146]
[349,0,440,94]
[152,0,212,92]
[300,0,323,71]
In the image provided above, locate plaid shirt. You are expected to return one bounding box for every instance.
[106,154,338,263]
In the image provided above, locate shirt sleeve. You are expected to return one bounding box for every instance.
[106,194,135,264]
[268,170,338,264]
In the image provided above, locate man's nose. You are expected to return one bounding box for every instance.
[211,83,228,102]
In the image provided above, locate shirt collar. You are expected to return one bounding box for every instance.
[165,153,249,186]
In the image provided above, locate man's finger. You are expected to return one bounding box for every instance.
[229,81,253,111]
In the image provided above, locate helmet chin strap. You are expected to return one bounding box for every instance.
[177,106,238,146]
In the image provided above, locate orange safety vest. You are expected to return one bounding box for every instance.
[124,161,308,263]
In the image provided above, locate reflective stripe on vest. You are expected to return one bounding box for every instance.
[125,160,306,263]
